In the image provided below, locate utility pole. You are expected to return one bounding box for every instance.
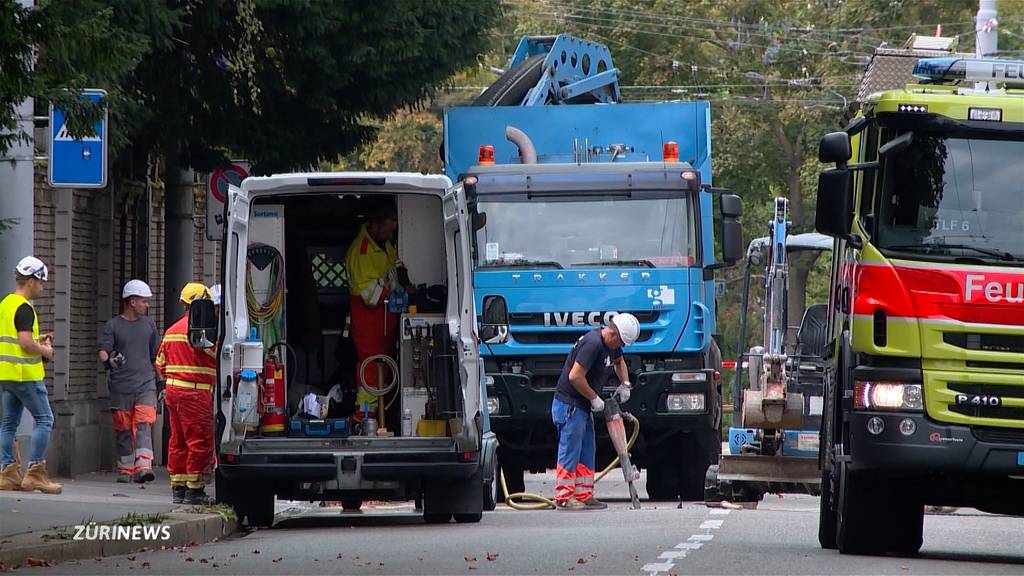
[164,164,194,328]
[0,0,36,293]
[976,0,998,57]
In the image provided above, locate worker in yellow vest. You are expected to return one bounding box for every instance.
[0,256,62,494]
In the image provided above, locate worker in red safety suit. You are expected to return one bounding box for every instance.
[345,205,414,423]
[156,283,216,505]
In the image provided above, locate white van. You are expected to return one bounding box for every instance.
[190,172,497,526]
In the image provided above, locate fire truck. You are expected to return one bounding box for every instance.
[815,54,1024,555]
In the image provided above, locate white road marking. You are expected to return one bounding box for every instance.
[699,519,724,529]
[710,508,732,515]
[689,534,714,541]
[658,550,689,560]
[675,541,703,550]
[642,560,676,573]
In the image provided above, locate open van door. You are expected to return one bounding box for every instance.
[443,183,482,451]
[218,183,250,453]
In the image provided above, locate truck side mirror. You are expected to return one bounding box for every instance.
[188,298,219,349]
[474,211,487,231]
[719,193,743,266]
[815,169,853,239]
[818,131,851,165]
[479,295,510,345]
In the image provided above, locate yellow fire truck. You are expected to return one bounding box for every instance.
[815,55,1024,555]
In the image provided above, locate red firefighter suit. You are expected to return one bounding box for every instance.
[156,315,217,490]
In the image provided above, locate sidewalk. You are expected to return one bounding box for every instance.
[0,467,235,570]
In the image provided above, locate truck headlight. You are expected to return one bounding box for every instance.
[486,396,500,415]
[854,381,923,411]
[671,372,707,383]
[667,393,705,412]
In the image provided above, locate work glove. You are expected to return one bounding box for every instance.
[396,265,411,289]
[615,381,631,403]
[105,350,126,371]
[590,396,605,413]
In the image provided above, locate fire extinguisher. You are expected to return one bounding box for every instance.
[260,352,287,435]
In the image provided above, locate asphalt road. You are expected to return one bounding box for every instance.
[31,472,1024,575]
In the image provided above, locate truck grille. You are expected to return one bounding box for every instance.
[972,427,1024,444]
[513,330,653,345]
[509,310,659,326]
[943,332,1024,354]
[948,381,1024,421]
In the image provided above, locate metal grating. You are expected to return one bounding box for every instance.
[311,253,348,289]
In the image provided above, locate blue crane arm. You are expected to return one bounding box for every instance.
[506,35,621,105]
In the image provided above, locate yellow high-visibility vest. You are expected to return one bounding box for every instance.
[345,224,398,306]
[0,293,44,382]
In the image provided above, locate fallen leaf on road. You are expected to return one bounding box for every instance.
[95,557,103,562]
[901,566,909,571]
[25,558,55,568]
[187,541,198,547]
[141,562,151,569]
[127,556,136,561]
[577,558,587,564]
[468,567,477,571]
[231,553,239,558]
[212,564,220,568]
[272,557,283,563]
[486,552,499,561]
[590,554,597,558]
[138,485,145,490]
[252,549,261,555]
[465,556,477,562]
[336,554,343,559]
[199,558,209,564]
[185,557,194,562]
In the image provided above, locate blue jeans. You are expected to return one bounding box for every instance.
[552,397,596,502]
[0,380,53,467]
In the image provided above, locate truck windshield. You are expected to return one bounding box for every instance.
[476,195,698,269]
[877,134,1024,263]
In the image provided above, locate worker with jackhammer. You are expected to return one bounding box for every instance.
[99,280,161,484]
[345,204,414,422]
[551,313,639,510]
[156,283,216,504]
[0,257,61,494]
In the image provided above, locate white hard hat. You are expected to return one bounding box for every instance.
[122,279,153,299]
[15,256,48,281]
[210,284,222,306]
[610,313,640,346]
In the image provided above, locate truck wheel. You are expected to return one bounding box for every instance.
[680,430,720,501]
[454,511,483,523]
[818,464,838,549]
[423,466,485,524]
[341,498,362,512]
[887,495,924,555]
[645,459,680,501]
[483,476,497,511]
[836,462,883,555]
[423,513,452,524]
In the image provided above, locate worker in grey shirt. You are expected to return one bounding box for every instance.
[99,280,161,483]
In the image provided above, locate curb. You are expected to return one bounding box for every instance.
[0,511,238,570]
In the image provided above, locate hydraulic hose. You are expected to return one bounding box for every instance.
[498,412,641,510]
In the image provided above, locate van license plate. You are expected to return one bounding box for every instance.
[1018,452,1024,467]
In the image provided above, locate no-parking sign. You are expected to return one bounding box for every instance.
[206,161,250,240]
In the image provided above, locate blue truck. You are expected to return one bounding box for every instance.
[443,36,743,500]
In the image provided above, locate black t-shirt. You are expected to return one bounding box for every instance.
[554,328,622,410]
[13,303,35,332]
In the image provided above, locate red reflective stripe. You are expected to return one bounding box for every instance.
[360,237,369,255]
[112,410,133,431]
[856,262,1024,326]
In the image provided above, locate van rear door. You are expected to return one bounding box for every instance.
[219,183,250,453]
[443,183,482,451]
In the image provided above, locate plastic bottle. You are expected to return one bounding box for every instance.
[389,286,408,314]
[234,369,259,431]
[402,408,413,437]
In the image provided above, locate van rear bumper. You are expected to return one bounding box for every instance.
[218,451,479,482]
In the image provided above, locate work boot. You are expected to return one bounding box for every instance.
[185,488,214,505]
[21,461,62,494]
[0,463,24,491]
[172,485,187,504]
[134,468,155,484]
[117,473,131,483]
[555,499,585,511]
[580,496,608,510]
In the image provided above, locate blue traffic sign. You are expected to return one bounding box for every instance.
[48,89,108,188]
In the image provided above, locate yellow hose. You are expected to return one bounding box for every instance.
[499,413,640,510]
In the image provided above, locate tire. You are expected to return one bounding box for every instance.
[341,498,362,512]
[645,463,679,501]
[423,513,452,524]
[471,55,547,107]
[241,488,275,528]
[483,476,497,511]
[454,511,483,523]
[818,464,838,550]
[836,462,885,555]
[681,430,720,501]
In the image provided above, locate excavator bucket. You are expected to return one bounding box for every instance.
[741,389,805,430]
